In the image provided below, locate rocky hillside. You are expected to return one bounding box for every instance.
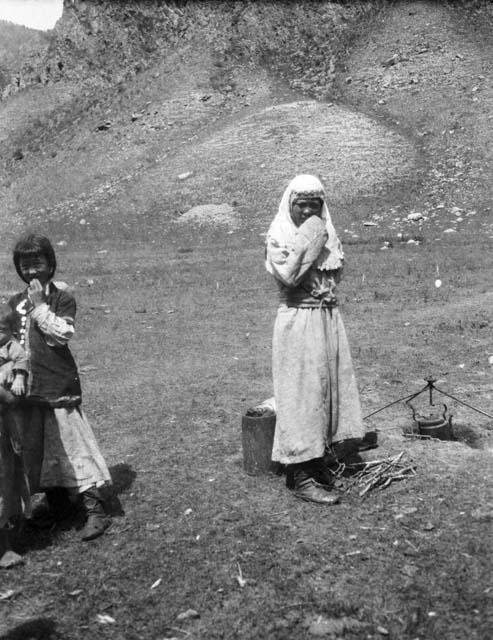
[0,20,50,95]
[2,0,383,101]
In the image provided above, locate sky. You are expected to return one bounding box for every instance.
[0,0,63,31]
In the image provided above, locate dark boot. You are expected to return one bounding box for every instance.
[286,462,340,505]
[310,458,336,489]
[80,488,110,541]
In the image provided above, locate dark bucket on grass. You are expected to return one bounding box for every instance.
[241,413,279,475]
[416,415,453,440]
[411,404,453,441]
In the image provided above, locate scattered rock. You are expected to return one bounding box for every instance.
[0,551,24,569]
[78,278,94,287]
[176,609,200,621]
[471,508,493,522]
[13,149,24,160]
[407,212,424,221]
[382,53,400,67]
[96,614,116,624]
[401,563,418,578]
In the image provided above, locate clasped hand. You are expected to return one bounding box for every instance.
[28,278,45,307]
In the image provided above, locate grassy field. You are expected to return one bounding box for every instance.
[0,2,492,639]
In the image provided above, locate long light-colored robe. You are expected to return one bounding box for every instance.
[266,175,365,464]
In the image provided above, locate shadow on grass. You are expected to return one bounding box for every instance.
[14,463,136,554]
[452,422,493,450]
[101,462,137,516]
[0,618,59,640]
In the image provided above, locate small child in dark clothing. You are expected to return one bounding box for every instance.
[0,305,30,564]
[8,233,112,541]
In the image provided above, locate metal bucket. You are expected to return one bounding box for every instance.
[241,413,280,475]
[409,403,453,440]
[416,416,453,440]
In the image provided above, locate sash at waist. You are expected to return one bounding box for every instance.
[279,288,338,308]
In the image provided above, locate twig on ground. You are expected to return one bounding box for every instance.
[344,452,416,497]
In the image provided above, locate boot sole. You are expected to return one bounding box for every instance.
[293,492,340,505]
[80,519,111,542]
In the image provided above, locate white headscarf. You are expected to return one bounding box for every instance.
[266,174,344,274]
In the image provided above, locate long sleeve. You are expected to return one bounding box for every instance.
[31,302,75,346]
[8,340,28,372]
[267,216,328,288]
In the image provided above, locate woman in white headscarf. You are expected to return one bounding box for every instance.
[266,174,366,504]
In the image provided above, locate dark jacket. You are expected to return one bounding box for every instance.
[9,284,82,407]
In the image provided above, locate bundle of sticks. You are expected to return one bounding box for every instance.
[345,451,417,497]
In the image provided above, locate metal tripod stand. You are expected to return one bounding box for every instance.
[364,376,493,422]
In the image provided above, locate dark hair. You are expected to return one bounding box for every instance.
[13,233,57,283]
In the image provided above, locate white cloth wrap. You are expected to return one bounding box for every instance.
[266,174,344,276]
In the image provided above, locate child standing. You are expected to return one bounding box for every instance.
[8,233,112,541]
[0,305,30,563]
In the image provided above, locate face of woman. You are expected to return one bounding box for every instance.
[19,254,51,285]
[290,197,323,227]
